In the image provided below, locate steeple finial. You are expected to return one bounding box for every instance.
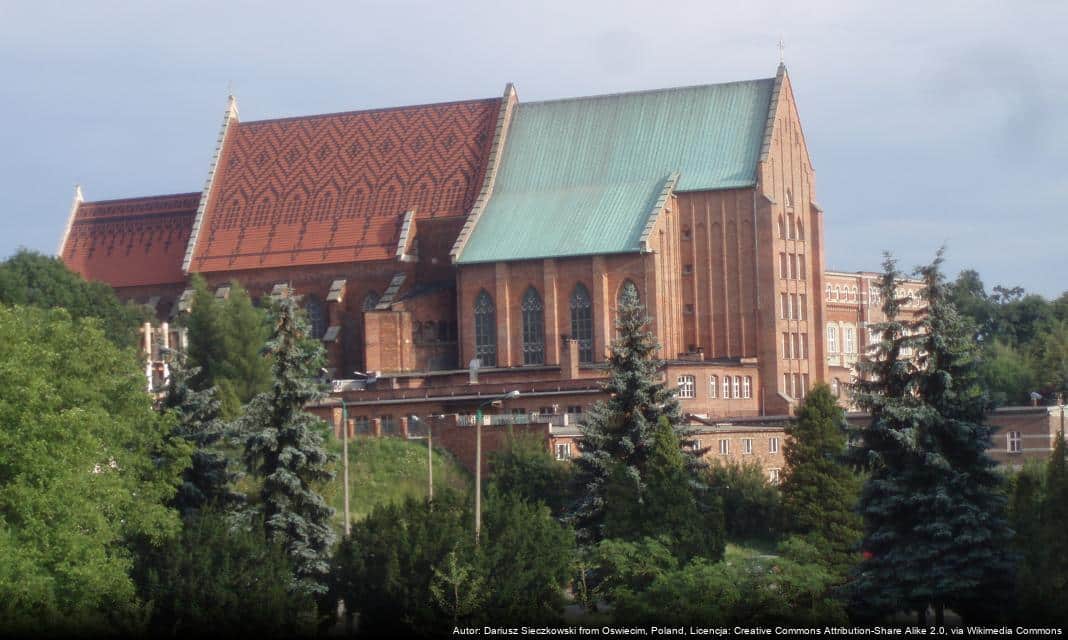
[777,37,785,65]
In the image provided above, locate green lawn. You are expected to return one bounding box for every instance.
[319,436,471,532]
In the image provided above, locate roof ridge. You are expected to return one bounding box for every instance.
[240,96,500,127]
[521,77,776,108]
[80,191,202,206]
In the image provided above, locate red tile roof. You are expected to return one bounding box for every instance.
[62,193,199,288]
[189,98,501,272]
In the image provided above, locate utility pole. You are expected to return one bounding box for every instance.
[473,390,520,543]
[342,400,350,537]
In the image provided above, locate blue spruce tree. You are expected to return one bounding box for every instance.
[239,292,336,598]
[852,251,1014,624]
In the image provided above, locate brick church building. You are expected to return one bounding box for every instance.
[59,64,949,475]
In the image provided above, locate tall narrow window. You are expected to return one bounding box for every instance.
[777,216,786,239]
[780,293,788,319]
[570,283,594,363]
[827,324,840,354]
[732,376,741,399]
[709,375,718,399]
[796,219,804,241]
[780,254,788,279]
[474,290,496,367]
[304,295,326,339]
[723,377,731,399]
[844,326,856,354]
[618,280,640,308]
[521,287,545,365]
[742,376,752,399]
[798,294,806,320]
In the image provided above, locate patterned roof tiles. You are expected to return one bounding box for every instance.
[61,193,200,288]
[189,98,501,272]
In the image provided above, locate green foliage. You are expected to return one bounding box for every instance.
[135,509,313,637]
[333,488,574,634]
[0,305,187,635]
[184,275,272,417]
[430,546,485,625]
[706,460,783,543]
[852,251,1015,623]
[980,340,1036,407]
[781,384,862,575]
[1012,431,1068,624]
[331,492,474,634]
[948,268,1067,401]
[603,417,724,561]
[478,488,575,624]
[573,286,709,550]
[239,294,335,598]
[0,249,145,348]
[592,536,846,626]
[161,350,242,517]
[488,430,573,517]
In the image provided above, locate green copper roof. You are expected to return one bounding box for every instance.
[457,78,775,264]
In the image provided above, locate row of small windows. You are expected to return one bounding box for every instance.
[778,252,806,280]
[676,374,752,400]
[779,293,807,321]
[781,332,808,359]
[826,284,860,303]
[783,372,810,399]
[708,436,780,457]
[776,214,805,241]
[473,280,638,368]
[826,324,857,355]
[826,284,922,308]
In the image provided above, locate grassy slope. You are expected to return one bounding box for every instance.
[320,436,471,531]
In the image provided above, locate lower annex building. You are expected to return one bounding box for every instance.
[71,64,1044,478]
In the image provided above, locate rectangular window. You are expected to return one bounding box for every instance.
[555,443,572,460]
[792,374,800,398]
[709,376,718,399]
[567,405,583,415]
[354,416,370,435]
[780,253,788,279]
[799,294,806,320]
[1008,431,1022,453]
[719,439,730,455]
[743,438,753,455]
[677,375,696,399]
[788,254,796,279]
[798,256,806,280]
[538,406,554,416]
[723,377,731,399]
[780,293,788,320]
[769,468,781,484]
[783,333,790,359]
[792,333,800,360]
[769,437,780,454]
[742,376,751,399]
[690,439,702,452]
[380,414,396,435]
[783,373,790,394]
[800,374,808,398]
[732,376,741,399]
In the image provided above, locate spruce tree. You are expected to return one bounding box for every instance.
[239,293,335,598]
[851,251,1014,624]
[572,286,714,555]
[160,349,240,517]
[780,383,861,576]
[603,417,725,561]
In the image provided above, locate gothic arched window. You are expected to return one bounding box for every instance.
[618,280,639,307]
[305,295,326,339]
[474,290,496,367]
[521,287,545,365]
[569,283,593,363]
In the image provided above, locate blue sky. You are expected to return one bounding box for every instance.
[1,0,1065,297]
